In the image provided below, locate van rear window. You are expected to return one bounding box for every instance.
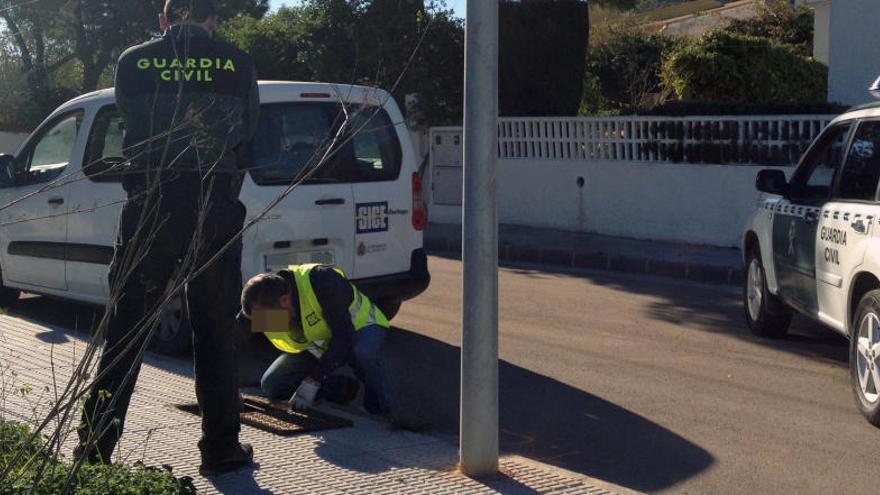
[249,102,402,185]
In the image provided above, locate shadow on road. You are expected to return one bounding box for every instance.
[385,327,715,493]
[205,466,275,495]
[497,260,850,367]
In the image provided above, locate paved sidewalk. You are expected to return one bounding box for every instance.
[425,223,743,286]
[0,315,640,495]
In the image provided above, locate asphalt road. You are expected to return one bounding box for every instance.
[9,255,877,494]
[384,256,875,494]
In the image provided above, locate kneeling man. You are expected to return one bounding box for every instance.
[240,264,391,415]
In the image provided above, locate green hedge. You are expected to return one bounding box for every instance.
[636,100,850,116]
[582,29,679,113]
[725,0,814,57]
[0,421,196,495]
[661,30,827,104]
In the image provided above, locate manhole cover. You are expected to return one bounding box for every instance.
[175,395,352,436]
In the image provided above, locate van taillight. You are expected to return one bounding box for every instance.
[412,172,427,231]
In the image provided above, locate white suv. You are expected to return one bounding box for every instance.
[0,81,430,353]
[742,102,880,426]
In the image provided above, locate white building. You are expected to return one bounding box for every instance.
[806,0,880,105]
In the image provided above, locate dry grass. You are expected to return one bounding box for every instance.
[590,0,725,31]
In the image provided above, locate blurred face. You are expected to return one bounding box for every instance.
[249,294,295,333]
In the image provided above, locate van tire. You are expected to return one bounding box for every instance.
[377,298,402,320]
[850,290,880,427]
[744,245,791,338]
[0,267,20,308]
[149,294,192,356]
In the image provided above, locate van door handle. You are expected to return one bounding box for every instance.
[804,211,818,225]
[47,197,64,206]
[852,219,868,234]
[315,198,346,205]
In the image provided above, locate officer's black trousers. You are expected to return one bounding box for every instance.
[79,182,245,462]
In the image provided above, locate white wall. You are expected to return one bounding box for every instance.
[811,1,831,65]
[0,132,27,155]
[429,159,789,248]
[827,0,880,105]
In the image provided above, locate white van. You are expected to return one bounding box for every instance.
[0,81,430,353]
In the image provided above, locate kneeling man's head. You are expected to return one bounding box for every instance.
[240,273,295,332]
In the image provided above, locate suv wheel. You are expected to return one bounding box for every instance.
[851,290,880,426]
[149,294,192,356]
[744,245,791,338]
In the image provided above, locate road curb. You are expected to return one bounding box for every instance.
[425,235,744,286]
[501,455,646,495]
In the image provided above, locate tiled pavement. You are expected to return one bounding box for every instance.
[0,314,640,495]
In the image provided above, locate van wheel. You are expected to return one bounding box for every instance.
[149,294,192,356]
[851,290,880,427]
[0,267,20,308]
[744,245,791,338]
[377,298,402,320]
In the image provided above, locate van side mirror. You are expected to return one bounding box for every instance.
[85,156,126,182]
[756,169,787,195]
[0,154,15,187]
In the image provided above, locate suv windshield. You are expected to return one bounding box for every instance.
[249,102,402,185]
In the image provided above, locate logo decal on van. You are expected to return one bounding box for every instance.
[356,202,389,234]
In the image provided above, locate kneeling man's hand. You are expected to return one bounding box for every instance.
[289,378,321,411]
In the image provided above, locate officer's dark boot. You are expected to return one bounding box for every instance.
[73,431,116,465]
[199,442,255,476]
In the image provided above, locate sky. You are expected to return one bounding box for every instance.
[268,0,465,16]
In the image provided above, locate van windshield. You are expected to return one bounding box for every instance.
[249,102,402,185]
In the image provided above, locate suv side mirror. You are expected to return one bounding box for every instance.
[756,169,788,195]
[0,154,15,187]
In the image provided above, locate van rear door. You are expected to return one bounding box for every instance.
[349,104,422,280]
[240,102,356,277]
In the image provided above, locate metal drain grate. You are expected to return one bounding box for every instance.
[175,395,352,436]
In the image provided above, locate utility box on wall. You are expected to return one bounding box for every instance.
[429,127,464,206]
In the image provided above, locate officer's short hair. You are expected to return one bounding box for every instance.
[164,0,217,24]
[241,273,290,318]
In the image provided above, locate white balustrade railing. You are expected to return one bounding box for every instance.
[431,115,838,166]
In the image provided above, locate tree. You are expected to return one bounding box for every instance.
[725,0,813,57]
[661,30,826,104]
[497,0,638,117]
[219,6,315,80]
[0,0,270,130]
[0,0,79,130]
[499,0,590,116]
[222,0,465,127]
[0,0,270,96]
[583,28,677,113]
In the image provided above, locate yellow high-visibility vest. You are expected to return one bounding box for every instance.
[264,264,389,354]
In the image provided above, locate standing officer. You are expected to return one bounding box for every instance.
[77,0,259,476]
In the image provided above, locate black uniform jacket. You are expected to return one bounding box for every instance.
[280,267,360,383]
[114,24,259,198]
